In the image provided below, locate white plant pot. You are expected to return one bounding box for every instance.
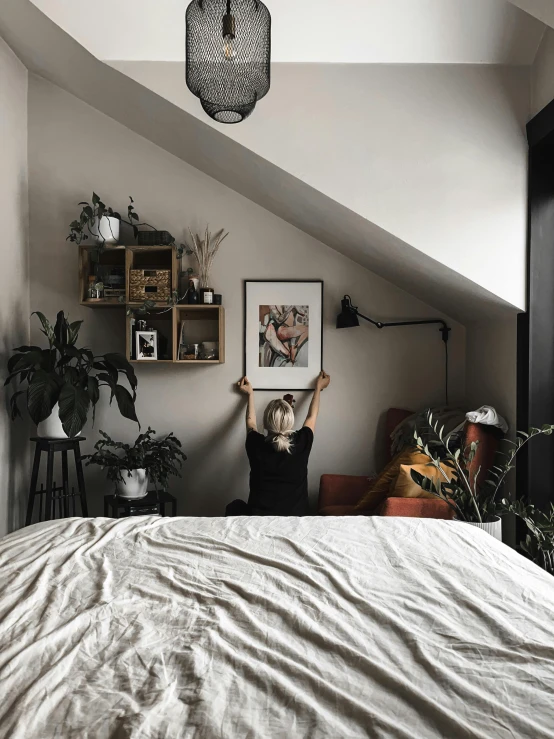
[461,516,502,542]
[116,469,149,499]
[90,216,120,246]
[37,402,80,439]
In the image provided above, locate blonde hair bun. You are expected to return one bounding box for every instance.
[263,399,295,454]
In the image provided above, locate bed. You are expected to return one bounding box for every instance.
[1,516,553,739]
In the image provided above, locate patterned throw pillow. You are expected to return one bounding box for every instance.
[355,448,455,511]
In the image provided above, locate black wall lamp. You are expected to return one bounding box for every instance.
[336,295,451,402]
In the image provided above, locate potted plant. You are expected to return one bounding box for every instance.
[410,411,554,540]
[67,193,173,249]
[5,311,139,438]
[502,498,554,575]
[85,428,187,499]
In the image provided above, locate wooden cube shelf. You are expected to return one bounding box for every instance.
[79,244,225,365]
[79,245,126,307]
[174,305,225,364]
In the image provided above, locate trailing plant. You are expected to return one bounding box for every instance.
[5,311,139,437]
[85,428,187,490]
[188,226,228,288]
[67,193,186,251]
[502,498,554,575]
[410,410,554,524]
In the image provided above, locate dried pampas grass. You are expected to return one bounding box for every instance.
[188,226,228,288]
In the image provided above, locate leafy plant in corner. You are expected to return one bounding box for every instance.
[5,311,139,437]
[410,410,554,524]
[502,498,554,575]
[85,428,187,491]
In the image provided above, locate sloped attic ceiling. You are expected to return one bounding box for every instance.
[0,0,524,322]
[506,0,554,28]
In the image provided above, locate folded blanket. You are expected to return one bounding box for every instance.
[466,405,508,434]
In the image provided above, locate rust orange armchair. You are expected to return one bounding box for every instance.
[318,408,502,518]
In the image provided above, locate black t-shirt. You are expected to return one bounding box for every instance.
[245,427,314,516]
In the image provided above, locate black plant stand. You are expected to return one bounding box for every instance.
[104,490,176,519]
[25,437,88,525]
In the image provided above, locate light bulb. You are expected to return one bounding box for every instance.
[223,34,236,61]
[222,12,236,61]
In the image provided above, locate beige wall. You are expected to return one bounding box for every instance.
[531,27,554,118]
[113,62,530,312]
[465,318,518,427]
[0,36,29,536]
[465,317,518,545]
[27,75,465,516]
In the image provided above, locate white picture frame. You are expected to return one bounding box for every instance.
[244,280,323,391]
[136,330,158,361]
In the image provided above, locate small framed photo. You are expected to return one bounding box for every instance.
[136,330,158,361]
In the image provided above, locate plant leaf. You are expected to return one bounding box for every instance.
[31,312,55,344]
[58,383,90,437]
[27,370,61,425]
[113,385,139,426]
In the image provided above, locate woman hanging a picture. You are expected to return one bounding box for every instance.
[226,370,331,516]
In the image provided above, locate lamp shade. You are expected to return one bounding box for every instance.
[336,296,360,329]
[186,0,271,124]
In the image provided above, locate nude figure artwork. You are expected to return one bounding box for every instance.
[258,305,309,368]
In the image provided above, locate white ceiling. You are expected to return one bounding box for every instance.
[30,0,545,64]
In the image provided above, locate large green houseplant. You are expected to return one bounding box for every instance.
[5,311,139,437]
[410,411,554,525]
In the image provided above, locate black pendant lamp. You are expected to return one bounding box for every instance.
[186,0,271,124]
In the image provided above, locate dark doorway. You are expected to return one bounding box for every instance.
[518,104,554,510]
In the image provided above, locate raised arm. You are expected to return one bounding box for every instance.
[303,371,331,432]
[237,377,257,434]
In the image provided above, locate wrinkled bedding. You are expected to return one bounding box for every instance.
[1,516,554,739]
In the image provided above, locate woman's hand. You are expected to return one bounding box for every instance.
[315,370,330,391]
[237,377,253,396]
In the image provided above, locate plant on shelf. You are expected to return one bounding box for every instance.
[5,311,139,437]
[410,410,554,524]
[502,498,554,575]
[67,193,183,251]
[188,226,228,289]
[85,428,187,496]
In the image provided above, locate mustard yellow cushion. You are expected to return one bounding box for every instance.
[355,448,431,512]
[393,459,456,499]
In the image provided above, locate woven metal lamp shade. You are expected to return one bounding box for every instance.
[186,0,271,124]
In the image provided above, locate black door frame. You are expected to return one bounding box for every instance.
[517,98,554,510]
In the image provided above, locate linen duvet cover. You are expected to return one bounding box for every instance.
[1,515,553,738]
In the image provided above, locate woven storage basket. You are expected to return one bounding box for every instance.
[130,269,171,302]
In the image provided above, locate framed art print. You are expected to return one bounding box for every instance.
[244,280,323,390]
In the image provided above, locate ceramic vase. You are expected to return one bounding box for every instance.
[116,469,149,499]
[90,216,120,246]
[462,516,502,541]
[37,402,79,439]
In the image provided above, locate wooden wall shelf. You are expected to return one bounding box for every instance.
[79,244,225,365]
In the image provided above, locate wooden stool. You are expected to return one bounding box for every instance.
[25,437,88,526]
